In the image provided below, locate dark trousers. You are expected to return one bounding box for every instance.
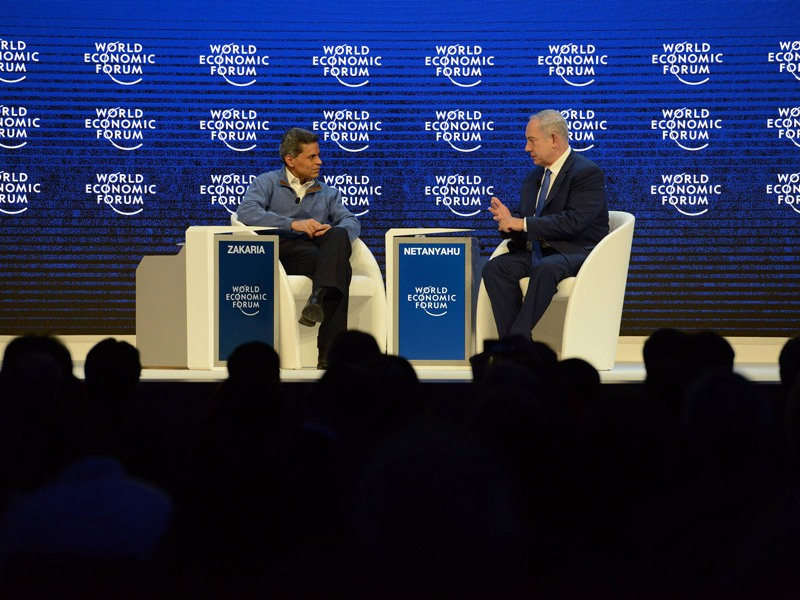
[279,227,352,351]
[482,248,579,340]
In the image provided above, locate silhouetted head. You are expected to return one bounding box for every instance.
[363,354,428,431]
[642,328,690,377]
[84,338,141,406]
[1,335,81,415]
[206,341,282,424]
[3,334,75,384]
[688,330,735,372]
[779,335,800,391]
[471,335,556,389]
[327,330,382,370]
[305,362,382,449]
[681,370,775,477]
[226,340,280,386]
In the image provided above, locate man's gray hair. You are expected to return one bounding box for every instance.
[530,109,569,141]
[279,127,319,163]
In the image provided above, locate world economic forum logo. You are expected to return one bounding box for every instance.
[561,109,607,151]
[85,107,156,151]
[0,39,39,83]
[0,105,40,149]
[84,42,155,85]
[313,44,381,87]
[225,281,270,317]
[407,285,457,317]
[425,110,493,153]
[200,109,270,152]
[424,174,492,217]
[200,44,269,87]
[323,174,380,217]
[424,45,493,87]
[650,173,720,216]
[312,110,381,153]
[201,173,256,214]
[767,172,800,214]
[651,108,722,151]
[768,41,800,81]
[85,172,155,216]
[652,42,723,86]
[767,107,800,148]
[538,44,607,87]
[0,171,40,215]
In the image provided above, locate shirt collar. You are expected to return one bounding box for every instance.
[285,167,315,189]
[546,146,571,180]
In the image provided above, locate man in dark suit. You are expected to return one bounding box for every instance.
[483,109,609,340]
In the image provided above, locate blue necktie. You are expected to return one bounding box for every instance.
[535,168,551,217]
[531,169,551,262]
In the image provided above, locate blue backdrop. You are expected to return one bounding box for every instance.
[2,0,799,336]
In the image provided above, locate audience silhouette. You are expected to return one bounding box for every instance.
[0,335,172,593]
[0,329,799,595]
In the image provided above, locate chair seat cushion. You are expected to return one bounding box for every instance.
[555,277,575,298]
[519,276,575,299]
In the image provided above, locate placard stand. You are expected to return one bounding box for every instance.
[136,226,278,369]
[385,228,477,365]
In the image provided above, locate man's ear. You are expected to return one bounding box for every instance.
[284,154,295,168]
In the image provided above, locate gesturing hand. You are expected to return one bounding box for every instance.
[489,197,523,233]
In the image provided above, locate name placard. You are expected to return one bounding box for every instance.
[394,237,475,364]
[215,236,279,366]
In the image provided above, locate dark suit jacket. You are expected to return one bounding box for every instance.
[508,150,609,260]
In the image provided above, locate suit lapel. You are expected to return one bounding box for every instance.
[543,150,575,210]
[522,166,545,216]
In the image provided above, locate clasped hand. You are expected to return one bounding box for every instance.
[292,218,331,239]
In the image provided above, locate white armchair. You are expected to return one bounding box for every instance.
[475,210,635,370]
[231,213,387,369]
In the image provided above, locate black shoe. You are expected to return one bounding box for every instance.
[317,348,329,370]
[299,288,325,326]
[298,315,316,327]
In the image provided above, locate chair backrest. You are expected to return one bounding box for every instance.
[561,210,635,344]
[571,210,635,296]
[230,212,249,229]
[608,210,635,237]
[487,210,635,263]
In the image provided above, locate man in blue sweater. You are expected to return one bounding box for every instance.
[236,128,361,369]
